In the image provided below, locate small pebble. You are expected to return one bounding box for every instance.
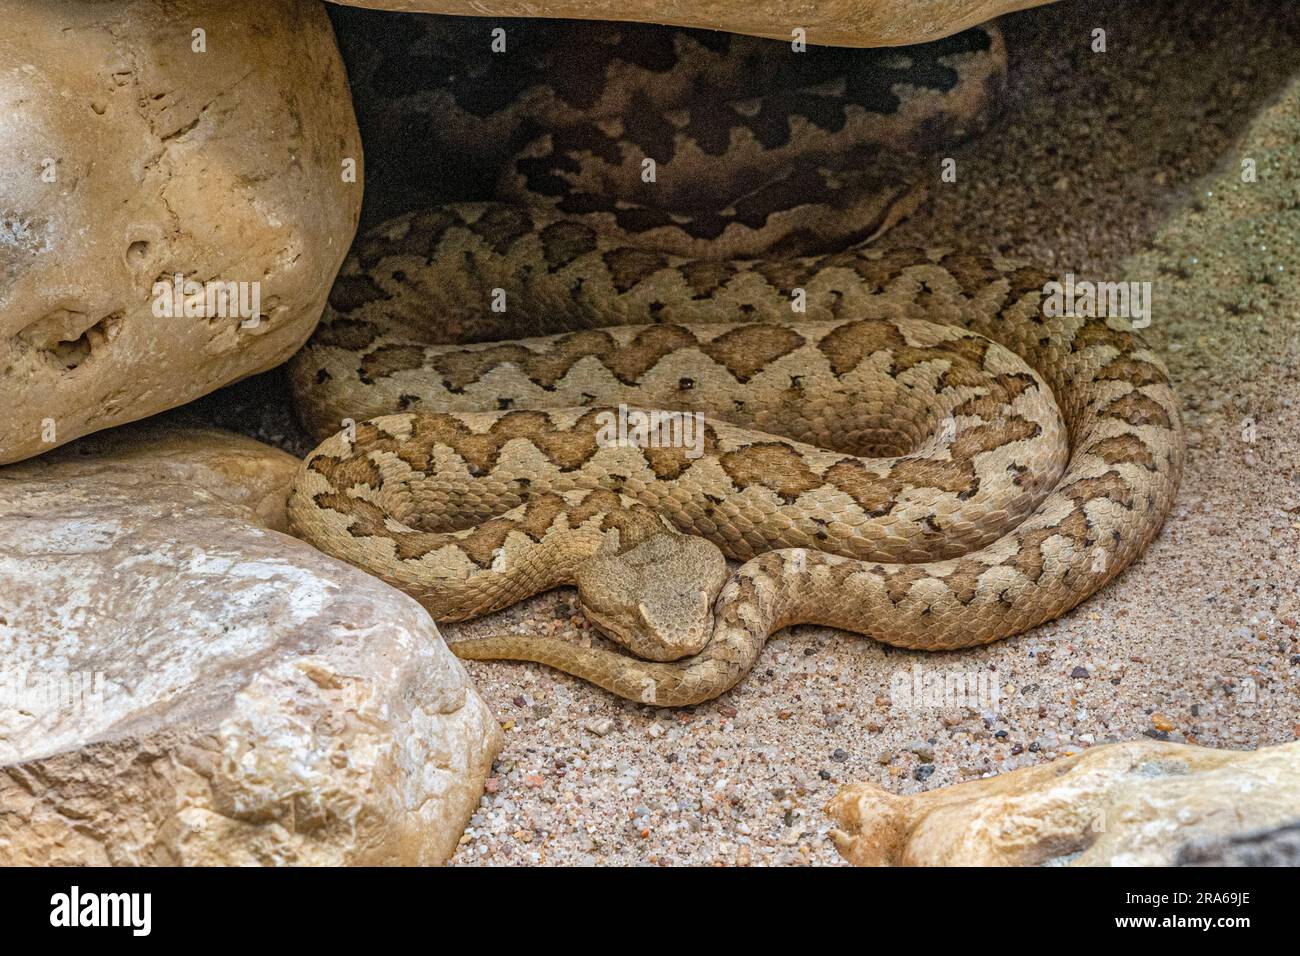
[905,739,935,762]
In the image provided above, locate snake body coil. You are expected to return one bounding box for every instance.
[287,24,1183,705]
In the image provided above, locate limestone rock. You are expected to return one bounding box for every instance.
[0,0,363,465]
[0,424,501,865]
[827,740,1300,866]
[326,0,1054,47]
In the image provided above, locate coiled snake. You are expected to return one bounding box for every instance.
[287,23,1184,705]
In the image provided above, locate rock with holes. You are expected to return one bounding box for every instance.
[0,0,362,465]
[325,0,1054,48]
[827,740,1300,866]
[0,424,501,865]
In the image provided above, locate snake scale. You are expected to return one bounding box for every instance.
[287,22,1184,706]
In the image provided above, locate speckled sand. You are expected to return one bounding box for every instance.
[181,0,1300,865]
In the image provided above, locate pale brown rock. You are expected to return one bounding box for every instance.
[0,0,363,465]
[827,740,1300,866]
[325,0,1054,47]
[0,424,501,865]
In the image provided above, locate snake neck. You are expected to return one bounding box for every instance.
[451,551,801,706]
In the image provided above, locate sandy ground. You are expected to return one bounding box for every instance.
[179,0,1300,865]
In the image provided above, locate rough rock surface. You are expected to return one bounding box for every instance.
[1176,821,1300,867]
[0,424,501,865]
[827,740,1300,866]
[0,0,363,465]
[325,0,1053,48]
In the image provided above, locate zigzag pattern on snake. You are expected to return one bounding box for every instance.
[345,16,1005,235]
[287,25,1184,705]
[288,218,1184,705]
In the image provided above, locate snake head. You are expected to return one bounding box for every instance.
[576,532,729,662]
